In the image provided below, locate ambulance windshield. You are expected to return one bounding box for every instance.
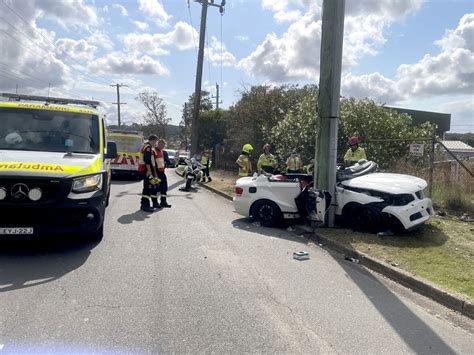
[109,135,143,153]
[0,107,100,154]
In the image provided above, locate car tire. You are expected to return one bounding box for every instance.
[251,200,282,227]
[346,204,384,232]
[84,222,104,243]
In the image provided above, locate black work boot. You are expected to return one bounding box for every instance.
[140,198,154,213]
[160,196,172,208]
[208,176,212,182]
[151,198,162,209]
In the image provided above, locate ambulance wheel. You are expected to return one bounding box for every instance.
[251,200,282,227]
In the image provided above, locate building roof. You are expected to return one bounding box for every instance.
[440,140,474,151]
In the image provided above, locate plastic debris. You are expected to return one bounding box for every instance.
[345,256,359,263]
[377,230,395,236]
[293,251,310,260]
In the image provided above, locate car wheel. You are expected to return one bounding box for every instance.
[251,200,282,227]
[347,204,384,232]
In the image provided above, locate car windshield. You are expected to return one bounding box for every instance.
[109,134,143,153]
[165,149,177,157]
[0,107,100,154]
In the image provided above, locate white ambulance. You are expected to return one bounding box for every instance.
[0,93,117,242]
[107,129,144,178]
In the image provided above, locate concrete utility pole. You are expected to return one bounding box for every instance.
[212,83,221,109]
[110,83,128,127]
[316,0,345,227]
[190,0,225,156]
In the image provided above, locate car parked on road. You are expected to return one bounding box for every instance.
[233,160,434,232]
[177,151,190,165]
[164,149,179,168]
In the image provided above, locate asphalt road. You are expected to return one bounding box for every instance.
[0,170,473,353]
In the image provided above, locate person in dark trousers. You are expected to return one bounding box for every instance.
[200,150,212,182]
[138,135,159,212]
[154,139,172,208]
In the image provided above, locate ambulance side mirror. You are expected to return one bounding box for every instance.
[105,141,118,159]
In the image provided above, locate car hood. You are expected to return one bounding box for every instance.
[341,173,427,194]
[0,150,103,178]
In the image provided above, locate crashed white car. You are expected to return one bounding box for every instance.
[233,160,434,232]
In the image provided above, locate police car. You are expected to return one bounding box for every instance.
[0,93,117,241]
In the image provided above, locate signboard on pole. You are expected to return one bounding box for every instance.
[410,143,424,156]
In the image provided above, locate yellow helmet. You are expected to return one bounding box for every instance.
[242,143,254,153]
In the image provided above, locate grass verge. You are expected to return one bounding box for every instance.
[208,169,474,300]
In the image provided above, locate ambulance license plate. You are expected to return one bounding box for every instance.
[0,227,34,235]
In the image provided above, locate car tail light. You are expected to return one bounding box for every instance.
[235,187,243,196]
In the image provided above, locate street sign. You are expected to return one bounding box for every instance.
[410,143,424,156]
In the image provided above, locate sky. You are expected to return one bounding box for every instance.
[0,0,473,133]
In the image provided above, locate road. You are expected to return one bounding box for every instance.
[0,170,473,353]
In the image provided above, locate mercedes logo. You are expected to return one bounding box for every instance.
[11,183,29,200]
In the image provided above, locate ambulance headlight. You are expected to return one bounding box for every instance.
[72,174,103,193]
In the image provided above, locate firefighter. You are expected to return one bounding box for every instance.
[138,135,159,212]
[286,149,303,173]
[200,150,212,182]
[236,144,253,177]
[257,143,277,174]
[344,136,366,166]
[154,139,172,208]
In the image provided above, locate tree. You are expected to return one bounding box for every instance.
[136,90,170,138]
[198,109,229,151]
[179,91,213,148]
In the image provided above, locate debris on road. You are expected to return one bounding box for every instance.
[293,251,310,260]
[377,230,395,236]
[345,256,359,263]
[286,226,295,232]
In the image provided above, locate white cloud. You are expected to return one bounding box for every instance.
[261,0,306,22]
[113,4,128,16]
[138,0,172,27]
[89,52,170,75]
[205,37,236,67]
[55,38,97,62]
[342,14,474,104]
[35,0,98,29]
[123,21,197,55]
[439,97,474,133]
[244,0,423,82]
[235,35,249,41]
[87,31,114,50]
[134,21,150,31]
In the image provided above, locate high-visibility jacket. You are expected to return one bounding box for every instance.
[257,153,277,173]
[153,148,166,172]
[344,147,366,165]
[236,153,251,177]
[201,155,211,167]
[138,143,155,172]
[286,154,303,171]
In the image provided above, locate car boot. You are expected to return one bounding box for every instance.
[151,197,162,209]
[160,196,172,208]
[140,198,154,213]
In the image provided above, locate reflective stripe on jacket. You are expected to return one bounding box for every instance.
[154,148,166,171]
[257,153,277,173]
[138,143,155,172]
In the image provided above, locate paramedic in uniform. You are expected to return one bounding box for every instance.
[138,135,158,212]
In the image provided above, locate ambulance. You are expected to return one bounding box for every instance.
[0,93,117,242]
[107,129,144,178]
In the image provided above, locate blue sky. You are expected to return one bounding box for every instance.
[1,0,473,133]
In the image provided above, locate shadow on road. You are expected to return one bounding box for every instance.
[117,209,158,225]
[231,218,308,245]
[336,255,456,354]
[0,236,95,293]
[232,216,457,353]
